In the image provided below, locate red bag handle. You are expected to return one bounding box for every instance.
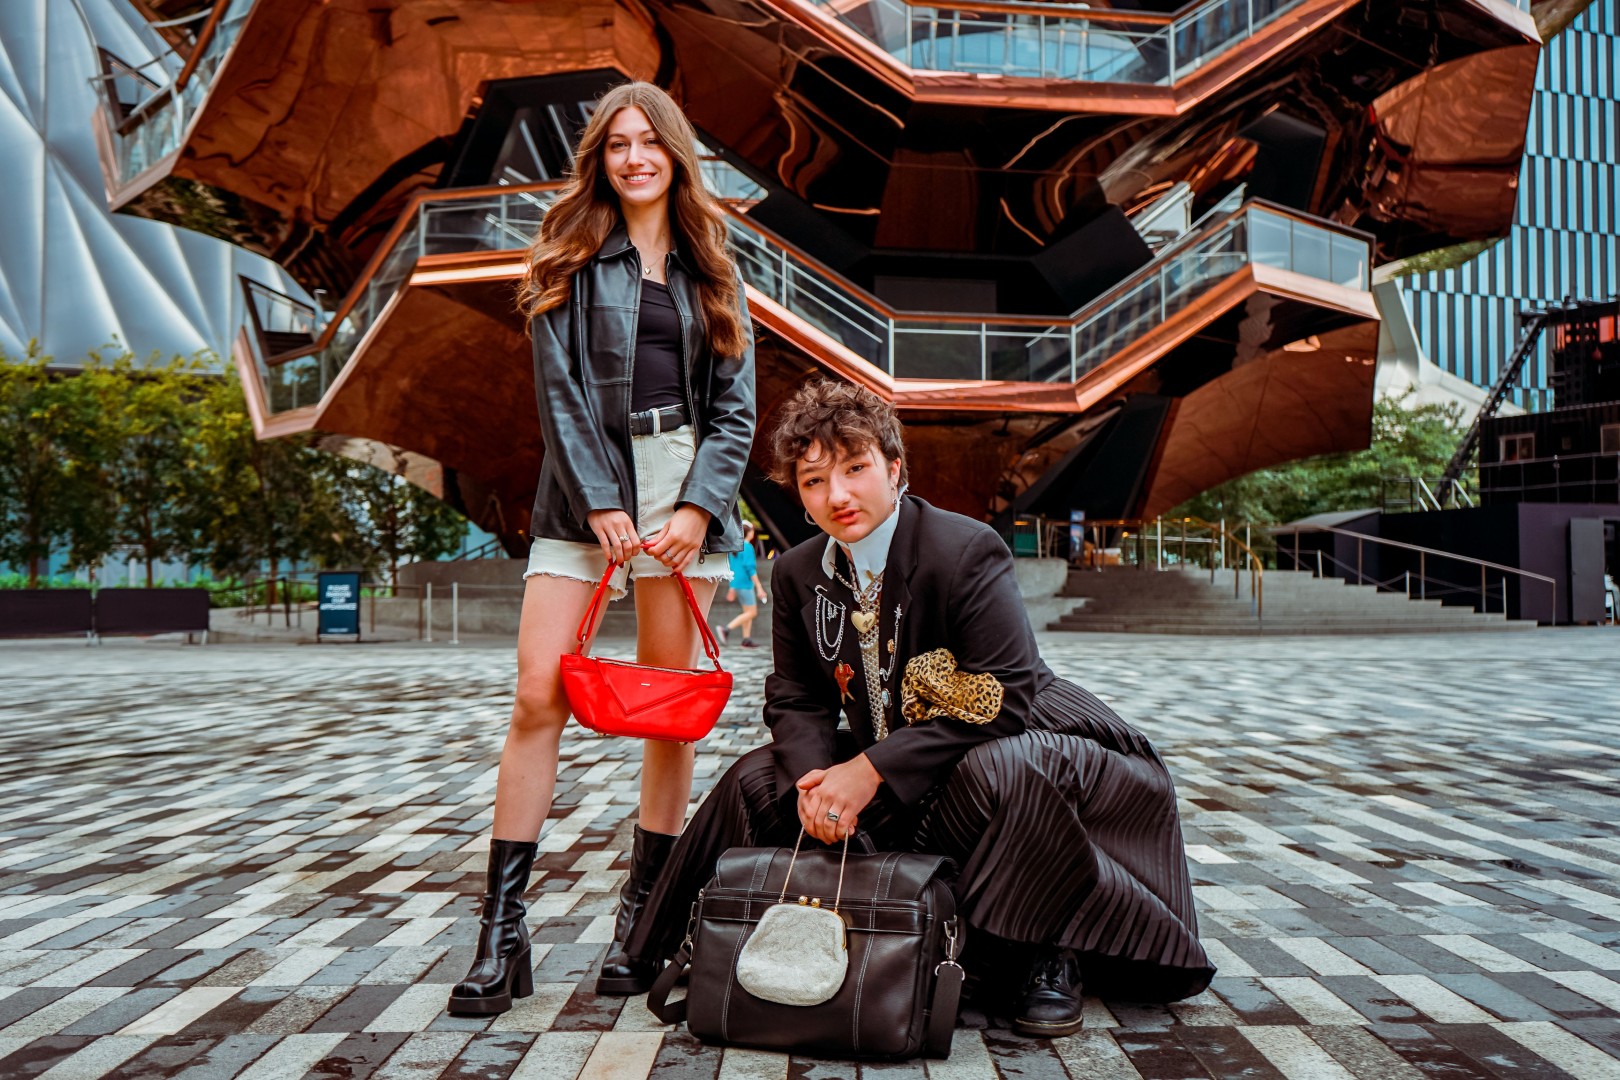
[572,561,725,670]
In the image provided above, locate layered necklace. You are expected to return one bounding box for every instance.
[829,555,902,741]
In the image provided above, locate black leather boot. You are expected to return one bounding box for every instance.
[594,825,677,994]
[446,838,537,1016]
[1013,947,1084,1037]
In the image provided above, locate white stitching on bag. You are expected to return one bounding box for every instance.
[721,854,774,1040]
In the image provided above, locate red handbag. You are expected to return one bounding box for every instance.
[559,561,733,742]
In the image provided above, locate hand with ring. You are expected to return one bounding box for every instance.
[586,509,641,565]
[795,754,883,843]
[642,504,712,573]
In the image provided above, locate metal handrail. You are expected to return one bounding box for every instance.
[1276,522,1557,616]
[242,181,1370,416]
[802,0,1309,85]
[1382,475,1477,512]
[1078,515,1264,621]
[449,537,507,562]
[1302,546,1516,615]
[92,0,255,185]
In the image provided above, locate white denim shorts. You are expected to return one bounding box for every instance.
[524,425,732,601]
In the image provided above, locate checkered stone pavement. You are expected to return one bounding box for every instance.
[1,628,1617,1079]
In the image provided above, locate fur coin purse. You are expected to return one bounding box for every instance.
[735,831,850,1006]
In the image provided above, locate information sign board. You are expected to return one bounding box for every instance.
[318,571,362,640]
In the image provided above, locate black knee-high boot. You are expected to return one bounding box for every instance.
[595,825,677,994]
[447,838,537,1015]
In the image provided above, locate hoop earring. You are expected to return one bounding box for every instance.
[805,509,816,525]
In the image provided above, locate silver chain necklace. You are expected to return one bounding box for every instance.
[813,587,846,663]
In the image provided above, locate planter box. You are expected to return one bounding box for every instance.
[97,588,211,636]
[0,590,93,637]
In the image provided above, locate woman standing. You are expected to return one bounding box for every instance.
[717,521,768,647]
[447,82,755,1015]
[629,381,1211,1036]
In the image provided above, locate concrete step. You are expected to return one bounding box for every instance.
[1072,600,1485,616]
[1052,611,1513,627]
[1046,619,1533,634]
[1050,566,1533,634]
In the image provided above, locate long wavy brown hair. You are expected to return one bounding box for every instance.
[517,82,746,357]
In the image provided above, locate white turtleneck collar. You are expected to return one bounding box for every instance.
[820,490,905,588]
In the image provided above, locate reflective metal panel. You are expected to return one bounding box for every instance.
[0,0,303,363]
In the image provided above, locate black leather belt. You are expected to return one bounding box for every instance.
[629,404,690,437]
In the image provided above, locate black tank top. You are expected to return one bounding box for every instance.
[632,279,685,413]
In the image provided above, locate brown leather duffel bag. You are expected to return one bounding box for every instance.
[646,843,965,1060]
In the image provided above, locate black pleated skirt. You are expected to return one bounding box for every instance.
[628,676,1215,1003]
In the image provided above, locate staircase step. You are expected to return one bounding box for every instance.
[1048,566,1534,634]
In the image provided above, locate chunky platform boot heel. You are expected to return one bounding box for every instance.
[595,825,677,995]
[447,838,538,1016]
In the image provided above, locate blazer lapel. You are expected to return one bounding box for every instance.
[874,498,918,729]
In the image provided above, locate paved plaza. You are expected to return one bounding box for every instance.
[0,628,1618,1079]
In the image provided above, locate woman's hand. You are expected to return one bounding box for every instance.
[586,509,641,564]
[796,755,883,843]
[642,505,711,573]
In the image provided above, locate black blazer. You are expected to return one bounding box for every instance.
[529,223,756,555]
[765,495,1056,806]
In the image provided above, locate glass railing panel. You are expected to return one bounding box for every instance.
[256,189,566,415]
[891,323,988,380]
[806,0,1309,85]
[1171,0,1295,78]
[250,184,1373,412]
[988,326,1072,382]
[699,157,766,202]
[103,0,255,186]
[904,8,1166,82]
[1330,232,1368,289]
[1289,221,1333,281]
[1071,216,1247,378]
[730,220,891,370]
[1246,208,1293,273]
[242,281,327,414]
[264,355,324,413]
[1245,206,1369,289]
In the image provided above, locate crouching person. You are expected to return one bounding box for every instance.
[625,380,1215,1034]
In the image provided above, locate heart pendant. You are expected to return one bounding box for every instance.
[851,611,877,635]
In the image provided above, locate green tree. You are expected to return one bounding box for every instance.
[0,348,120,585]
[106,353,214,586]
[183,374,353,597]
[327,461,468,585]
[1172,391,1465,527]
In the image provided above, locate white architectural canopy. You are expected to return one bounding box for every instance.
[0,0,303,366]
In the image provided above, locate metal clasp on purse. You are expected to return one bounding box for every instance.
[733,831,852,1006]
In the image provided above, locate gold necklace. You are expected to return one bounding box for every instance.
[638,241,671,276]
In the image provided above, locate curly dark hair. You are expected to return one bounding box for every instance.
[767,380,908,489]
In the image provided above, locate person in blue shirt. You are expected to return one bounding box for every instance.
[716,521,768,647]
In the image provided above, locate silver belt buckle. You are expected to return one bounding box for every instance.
[652,407,662,437]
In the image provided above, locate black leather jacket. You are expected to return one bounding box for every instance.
[529,224,756,556]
